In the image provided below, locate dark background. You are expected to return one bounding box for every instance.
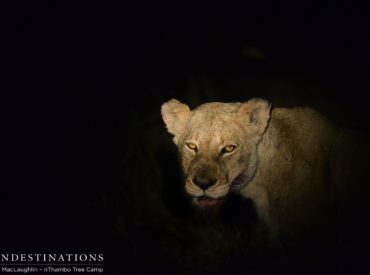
[5,1,370,274]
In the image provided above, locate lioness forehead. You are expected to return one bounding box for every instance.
[185,102,244,144]
[192,102,241,116]
[190,102,241,125]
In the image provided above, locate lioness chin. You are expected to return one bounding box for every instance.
[161,98,367,247]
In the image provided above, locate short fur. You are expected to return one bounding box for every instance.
[161,98,366,246]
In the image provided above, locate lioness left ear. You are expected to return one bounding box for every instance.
[161,99,192,141]
[238,98,271,135]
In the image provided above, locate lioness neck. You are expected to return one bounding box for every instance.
[239,107,337,243]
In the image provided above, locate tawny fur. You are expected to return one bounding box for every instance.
[161,98,366,246]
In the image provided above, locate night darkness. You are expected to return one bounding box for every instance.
[5,2,370,274]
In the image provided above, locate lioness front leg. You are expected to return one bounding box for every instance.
[241,183,279,246]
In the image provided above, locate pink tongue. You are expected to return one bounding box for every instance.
[196,198,219,207]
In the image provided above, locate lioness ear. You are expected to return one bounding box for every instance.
[161,99,191,139]
[238,98,271,135]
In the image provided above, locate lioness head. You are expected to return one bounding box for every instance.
[161,99,271,209]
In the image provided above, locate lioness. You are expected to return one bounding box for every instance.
[161,98,368,247]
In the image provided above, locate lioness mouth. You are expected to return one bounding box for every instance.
[192,196,225,209]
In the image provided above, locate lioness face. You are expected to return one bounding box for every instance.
[161,99,271,209]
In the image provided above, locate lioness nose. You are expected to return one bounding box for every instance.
[193,176,216,190]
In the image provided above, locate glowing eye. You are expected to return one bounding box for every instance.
[186,143,198,151]
[222,145,236,154]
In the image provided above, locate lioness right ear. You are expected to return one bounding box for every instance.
[238,98,271,136]
[161,99,191,139]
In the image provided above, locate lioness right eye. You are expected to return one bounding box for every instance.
[221,145,237,155]
[186,142,198,152]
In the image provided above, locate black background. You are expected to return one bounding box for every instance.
[5,1,370,274]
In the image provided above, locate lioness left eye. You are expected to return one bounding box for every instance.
[186,142,198,152]
[221,145,236,154]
